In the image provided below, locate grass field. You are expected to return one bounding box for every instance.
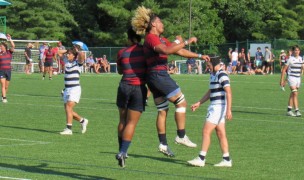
[1,73,304,180]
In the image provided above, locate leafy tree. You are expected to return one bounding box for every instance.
[1,0,77,43]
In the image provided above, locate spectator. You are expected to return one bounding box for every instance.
[42,46,57,80]
[238,48,246,73]
[226,62,233,74]
[57,41,66,74]
[0,34,15,103]
[254,47,263,69]
[39,42,48,73]
[24,43,34,75]
[279,50,287,72]
[263,46,272,74]
[186,58,198,74]
[231,48,238,74]
[101,55,110,73]
[168,60,178,74]
[85,54,96,73]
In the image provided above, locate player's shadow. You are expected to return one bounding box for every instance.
[233,110,273,115]
[0,124,58,134]
[100,151,185,165]
[0,162,112,180]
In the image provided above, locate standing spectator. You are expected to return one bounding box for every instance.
[132,6,210,157]
[115,27,147,168]
[231,48,238,74]
[280,45,303,117]
[42,46,57,80]
[24,43,34,74]
[168,60,178,74]
[238,48,246,73]
[39,42,48,73]
[188,57,233,167]
[0,34,15,103]
[254,47,263,69]
[58,47,88,135]
[186,58,198,74]
[279,50,287,72]
[263,46,272,74]
[57,41,66,74]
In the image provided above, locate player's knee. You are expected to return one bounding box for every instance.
[291,89,298,93]
[156,100,169,111]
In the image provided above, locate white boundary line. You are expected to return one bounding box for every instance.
[0,176,31,180]
[0,138,51,147]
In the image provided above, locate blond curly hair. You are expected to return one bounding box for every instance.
[131,6,155,35]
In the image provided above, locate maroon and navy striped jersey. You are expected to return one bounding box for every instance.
[144,33,171,72]
[0,50,13,70]
[117,44,146,85]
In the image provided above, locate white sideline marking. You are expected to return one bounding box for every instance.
[0,138,50,147]
[0,176,31,180]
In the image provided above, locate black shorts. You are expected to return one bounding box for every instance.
[44,61,53,67]
[0,70,11,81]
[147,71,180,99]
[116,82,147,112]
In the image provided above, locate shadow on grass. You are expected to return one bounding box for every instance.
[233,110,273,115]
[0,162,113,180]
[0,124,58,134]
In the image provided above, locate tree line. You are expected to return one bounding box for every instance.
[1,0,303,47]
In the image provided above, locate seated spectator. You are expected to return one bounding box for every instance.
[186,58,199,74]
[95,57,102,73]
[226,62,233,74]
[101,55,110,73]
[168,60,178,74]
[86,54,96,73]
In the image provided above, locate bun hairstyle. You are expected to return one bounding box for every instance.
[131,6,157,35]
[66,49,78,57]
[127,27,141,43]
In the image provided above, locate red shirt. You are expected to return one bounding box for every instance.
[144,33,171,72]
[44,49,56,63]
[0,50,13,70]
[117,44,146,85]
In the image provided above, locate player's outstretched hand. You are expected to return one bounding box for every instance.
[191,102,200,112]
[188,37,197,44]
[201,55,210,62]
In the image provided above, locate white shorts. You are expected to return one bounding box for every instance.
[288,77,301,88]
[206,104,226,125]
[63,86,81,103]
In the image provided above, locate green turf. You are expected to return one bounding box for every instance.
[0,73,304,180]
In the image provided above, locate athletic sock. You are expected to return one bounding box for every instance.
[66,124,72,130]
[158,134,168,145]
[177,129,185,138]
[223,152,230,161]
[295,108,299,112]
[120,140,131,154]
[80,118,85,123]
[199,151,207,161]
[287,106,292,112]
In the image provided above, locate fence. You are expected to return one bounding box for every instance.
[11,39,304,73]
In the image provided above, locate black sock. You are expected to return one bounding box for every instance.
[177,129,185,138]
[158,134,167,145]
[80,118,84,123]
[66,125,72,130]
[2,97,6,99]
[199,155,205,161]
[287,107,292,112]
[223,156,230,161]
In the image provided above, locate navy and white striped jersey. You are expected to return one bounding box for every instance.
[64,60,83,88]
[209,69,230,105]
[286,56,303,78]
